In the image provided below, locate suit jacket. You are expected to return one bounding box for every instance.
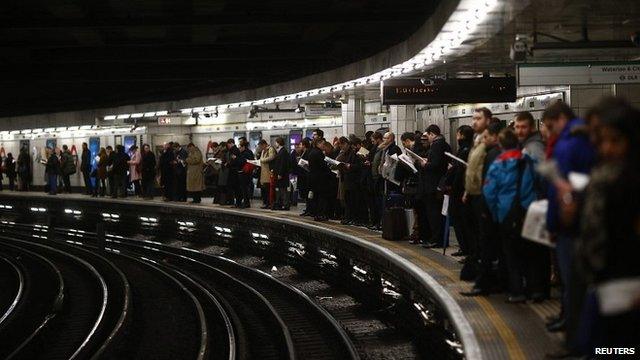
[421,136,451,194]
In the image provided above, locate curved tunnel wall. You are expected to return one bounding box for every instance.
[0,193,481,359]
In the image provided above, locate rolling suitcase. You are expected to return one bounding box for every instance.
[382,207,408,241]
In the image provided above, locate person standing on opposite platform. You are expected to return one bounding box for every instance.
[271,137,291,211]
[80,142,92,195]
[236,141,255,208]
[60,144,75,193]
[4,153,16,191]
[368,132,384,230]
[105,146,116,197]
[140,144,156,200]
[174,143,188,202]
[112,145,130,198]
[159,142,176,201]
[46,147,60,195]
[127,145,142,197]
[308,138,332,222]
[17,147,31,191]
[96,148,108,197]
[186,143,204,204]
[257,139,276,209]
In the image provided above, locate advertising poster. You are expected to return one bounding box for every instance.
[89,137,100,168]
[46,138,57,150]
[124,135,136,153]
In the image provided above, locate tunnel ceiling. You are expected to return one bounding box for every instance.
[0,0,440,117]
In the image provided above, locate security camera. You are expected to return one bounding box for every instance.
[510,34,529,62]
[420,78,434,86]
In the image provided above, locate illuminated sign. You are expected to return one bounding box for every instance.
[381,77,517,105]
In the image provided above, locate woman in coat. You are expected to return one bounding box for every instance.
[185,143,204,203]
[4,153,16,191]
[127,145,142,196]
[140,144,156,200]
[96,148,107,196]
[258,139,276,208]
[46,148,61,195]
[17,148,31,191]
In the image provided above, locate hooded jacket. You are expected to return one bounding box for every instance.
[546,118,596,235]
[483,149,536,223]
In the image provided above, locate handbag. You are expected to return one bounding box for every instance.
[402,177,420,196]
[241,161,255,175]
[501,158,527,237]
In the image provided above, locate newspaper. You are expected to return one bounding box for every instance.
[246,159,261,167]
[297,158,309,172]
[357,147,369,157]
[398,153,418,174]
[404,147,426,162]
[381,154,400,185]
[324,156,341,166]
[521,199,553,247]
[445,152,468,166]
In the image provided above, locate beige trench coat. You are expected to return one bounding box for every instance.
[186,146,205,192]
[259,146,276,184]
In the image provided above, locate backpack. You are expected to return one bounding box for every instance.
[500,158,528,238]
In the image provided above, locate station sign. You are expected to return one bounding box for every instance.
[518,61,640,86]
[381,77,517,105]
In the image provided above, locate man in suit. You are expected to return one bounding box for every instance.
[271,137,291,210]
[419,124,451,248]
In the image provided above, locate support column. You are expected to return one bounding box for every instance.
[389,105,416,137]
[341,97,365,138]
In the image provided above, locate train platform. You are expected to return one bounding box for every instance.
[0,191,562,359]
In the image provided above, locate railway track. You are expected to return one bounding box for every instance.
[0,222,361,360]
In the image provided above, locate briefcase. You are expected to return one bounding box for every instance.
[382,207,408,241]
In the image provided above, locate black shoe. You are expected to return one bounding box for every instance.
[505,295,526,304]
[260,205,270,209]
[546,319,566,333]
[451,250,466,257]
[313,216,328,222]
[460,288,489,297]
[408,238,422,245]
[300,212,309,216]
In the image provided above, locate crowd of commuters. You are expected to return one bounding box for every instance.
[0,97,636,354]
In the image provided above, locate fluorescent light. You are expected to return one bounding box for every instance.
[130,113,144,118]
[155,110,168,115]
[116,114,130,120]
[180,109,192,114]
[143,112,156,117]
[104,115,116,120]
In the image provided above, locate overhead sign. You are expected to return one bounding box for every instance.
[381,77,517,105]
[518,61,640,86]
[157,117,172,125]
[304,103,341,117]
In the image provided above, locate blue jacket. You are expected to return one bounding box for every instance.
[483,149,536,223]
[546,118,595,234]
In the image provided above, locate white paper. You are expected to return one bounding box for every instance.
[381,154,400,185]
[597,277,640,315]
[441,195,450,215]
[568,172,590,192]
[357,147,369,157]
[297,158,310,172]
[521,199,553,247]
[404,148,426,162]
[246,159,261,167]
[324,156,341,166]
[445,152,468,166]
[398,153,418,174]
